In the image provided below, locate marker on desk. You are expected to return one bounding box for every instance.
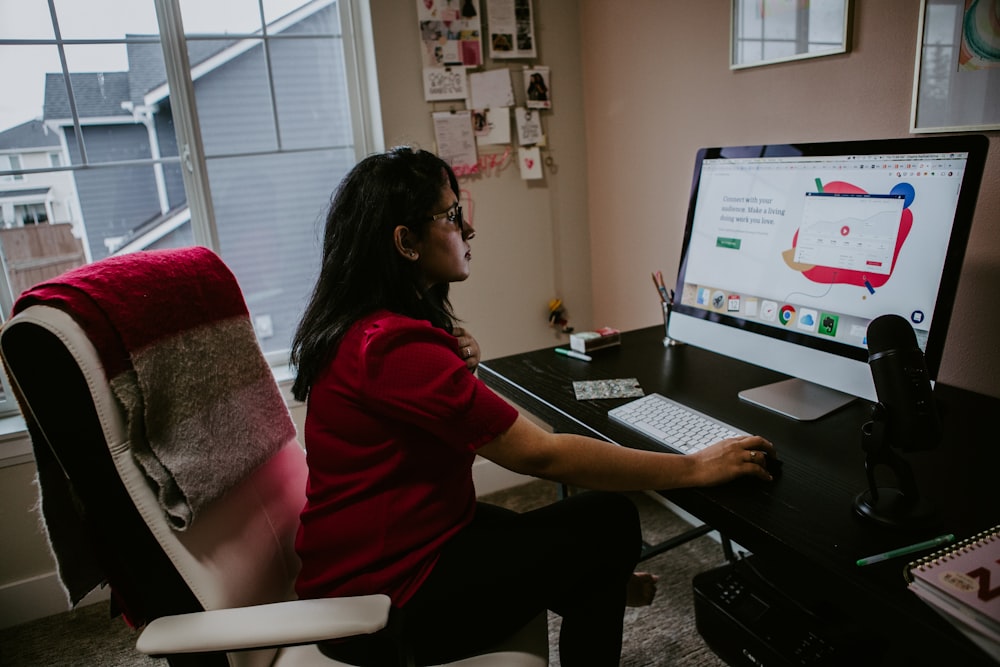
[855,533,955,567]
[555,347,592,362]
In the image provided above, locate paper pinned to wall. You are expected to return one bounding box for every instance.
[473,107,511,146]
[515,107,543,146]
[519,146,542,180]
[524,66,551,109]
[486,0,536,60]
[469,68,514,109]
[423,67,469,101]
[433,110,478,172]
[417,0,483,67]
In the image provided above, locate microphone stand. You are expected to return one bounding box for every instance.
[853,403,933,528]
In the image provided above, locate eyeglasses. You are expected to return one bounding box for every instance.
[428,202,463,232]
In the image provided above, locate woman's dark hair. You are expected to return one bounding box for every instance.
[290,146,461,401]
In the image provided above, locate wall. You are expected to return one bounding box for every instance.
[579,0,1000,398]
[369,0,594,358]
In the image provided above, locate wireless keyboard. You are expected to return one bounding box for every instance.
[608,393,745,454]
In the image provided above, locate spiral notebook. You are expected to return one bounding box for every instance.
[904,525,999,661]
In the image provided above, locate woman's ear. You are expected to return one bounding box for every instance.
[393,225,419,260]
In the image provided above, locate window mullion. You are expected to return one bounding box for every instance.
[341,0,384,155]
[153,0,219,251]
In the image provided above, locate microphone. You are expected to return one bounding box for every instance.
[866,314,942,452]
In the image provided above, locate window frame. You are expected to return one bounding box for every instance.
[0,155,25,182]
[0,0,383,426]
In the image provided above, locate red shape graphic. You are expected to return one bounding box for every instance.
[791,181,912,288]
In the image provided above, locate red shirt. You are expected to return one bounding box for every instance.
[294,311,518,607]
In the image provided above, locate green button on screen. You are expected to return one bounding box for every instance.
[716,237,741,249]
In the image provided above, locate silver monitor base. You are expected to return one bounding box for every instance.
[739,378,856,421]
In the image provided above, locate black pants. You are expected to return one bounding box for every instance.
[322,490,642,666]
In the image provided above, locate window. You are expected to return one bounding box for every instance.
[0,155,25,182]
[0,0,382,419]
[731,0,849,68]
[18,203,49,225]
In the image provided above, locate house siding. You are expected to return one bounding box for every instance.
[65,124,161,260]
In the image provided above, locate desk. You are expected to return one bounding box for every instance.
[479,326,999,666]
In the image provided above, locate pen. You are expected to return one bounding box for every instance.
[555,347,592,362]
[855,533,955,567]
[653,271,670,302]
[651,272,666,302]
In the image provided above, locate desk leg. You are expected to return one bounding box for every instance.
[721,535,735,562]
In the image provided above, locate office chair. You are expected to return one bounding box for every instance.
[0,247,547,667]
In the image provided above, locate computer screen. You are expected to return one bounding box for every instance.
[668,135,988,420]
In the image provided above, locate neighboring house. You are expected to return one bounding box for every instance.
[0,119,79,233]
[35,0,350,351]
[0,120,87,297]
[42,66,190,260]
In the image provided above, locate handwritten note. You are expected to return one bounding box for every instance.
[515,107,543,146]
[433,110,478,172]
[423,67,469,101]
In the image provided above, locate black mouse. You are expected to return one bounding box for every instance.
[765,454,783,477]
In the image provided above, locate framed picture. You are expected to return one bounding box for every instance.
[731,0,851,70]
[910,0,1000,133]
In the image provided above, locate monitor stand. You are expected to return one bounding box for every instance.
[738,378,856,421]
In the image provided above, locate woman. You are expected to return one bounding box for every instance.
[290,146,774,666]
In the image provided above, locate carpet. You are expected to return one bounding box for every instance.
[0,480,728,666]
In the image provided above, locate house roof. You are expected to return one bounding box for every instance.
[125,37,235,107]
[44,72,133,121]
[42,0,331,121]
[0,119,62,150]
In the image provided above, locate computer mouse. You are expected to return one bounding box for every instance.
[765,454,783,478]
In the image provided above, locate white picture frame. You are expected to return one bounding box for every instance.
[730,0,851,70]
[910,0,1000,133]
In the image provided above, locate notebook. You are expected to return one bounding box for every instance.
[904,525,1000,661]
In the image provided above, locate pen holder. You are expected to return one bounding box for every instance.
[662,301,682,347]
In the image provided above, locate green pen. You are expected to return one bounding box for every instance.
[856,533,955,567]
[555,347,592,362]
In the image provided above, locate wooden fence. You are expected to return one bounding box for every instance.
[0,223,87,299]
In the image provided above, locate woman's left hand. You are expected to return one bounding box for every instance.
[452,327,481,372]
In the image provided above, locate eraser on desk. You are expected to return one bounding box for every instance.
[570,327,621,354]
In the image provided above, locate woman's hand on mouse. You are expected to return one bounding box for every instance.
[689,435,776,485]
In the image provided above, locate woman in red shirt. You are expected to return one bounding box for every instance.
[291,147,775,666]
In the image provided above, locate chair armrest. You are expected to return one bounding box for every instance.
[135,594,391,655]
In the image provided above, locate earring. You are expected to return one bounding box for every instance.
[409,251,417,258]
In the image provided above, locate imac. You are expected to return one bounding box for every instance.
[668,135,988,420]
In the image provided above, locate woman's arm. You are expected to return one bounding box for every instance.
[476,414,775,491]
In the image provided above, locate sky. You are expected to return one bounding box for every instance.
[0,0,308,132]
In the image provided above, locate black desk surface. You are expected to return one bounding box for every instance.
[479,326,999,666]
